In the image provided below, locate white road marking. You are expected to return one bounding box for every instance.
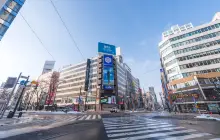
[78,115,86,120]
[92,115,96,119]
[106,124,173,133]
[105,122,169,130]
[98,115,101,119]
[107,126,184,137]
[85,115,91,120]
[160,133,211,140]
[103,120,161,126]
[110,129,196,140]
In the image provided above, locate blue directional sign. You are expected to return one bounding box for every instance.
[98,42,116,55]
[20,80,28,86]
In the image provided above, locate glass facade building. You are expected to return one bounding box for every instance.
[0,0,25,40]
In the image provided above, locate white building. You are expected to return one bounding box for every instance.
[159,12,220,84]
[56,57,98,110]
[56,47,140,110]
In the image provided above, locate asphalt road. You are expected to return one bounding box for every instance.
[3,120,107,140]
[2,112,220,140]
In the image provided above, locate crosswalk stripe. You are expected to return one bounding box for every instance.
[209,139,220,140]
[106,124,173,133]
[160,133,211,140]
[98,115,101,119]
[110,129,196,140]
[92,115,96,119]
[107,126,184,137]
[85,115,91,120]
[105,122,169,130]
[103,121,165,127]
[104,122,169,128]
[78,115,86,120]
[103,119,157,124]
[68,116,77,121]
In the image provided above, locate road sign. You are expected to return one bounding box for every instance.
[4,77,17,88]
[19,80,28,85]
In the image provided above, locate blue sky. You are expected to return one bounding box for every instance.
[0,0,220,96]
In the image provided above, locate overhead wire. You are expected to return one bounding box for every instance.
[19,12,55,61]
[143,65,161,74]
[49,0,85,60]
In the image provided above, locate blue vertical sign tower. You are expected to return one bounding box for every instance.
[103,55,114,90]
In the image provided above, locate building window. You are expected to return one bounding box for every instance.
[0,10,15,23]
[6,0,21,12]
[0,23,7,36]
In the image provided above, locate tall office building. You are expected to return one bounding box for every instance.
[55,47,140,111]
[159,12,220,82]
[0,0,25,40]
[159,12,220,112]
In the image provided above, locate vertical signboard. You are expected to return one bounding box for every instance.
[108,97,111,104]
[103,67,114,90]
[84,59,91,91]
[111,96,116,104]
[102,55,114,90]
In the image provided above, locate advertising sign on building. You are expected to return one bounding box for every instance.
[103,55,113,66]
[98,42,116,55]
[108,97,111,104]
[84,59,91,91]
[100,98,108,104]
[103,67,114,90]
[111,96,116,104]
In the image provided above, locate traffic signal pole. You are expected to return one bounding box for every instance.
[0,73,22,119]
[11,76,29,118]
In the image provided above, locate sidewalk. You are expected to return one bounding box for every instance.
[158,111,220,120]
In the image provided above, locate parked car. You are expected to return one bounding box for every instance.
[110,107,119,113]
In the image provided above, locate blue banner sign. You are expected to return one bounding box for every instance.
[103,55,113,66]
[103,66,114,90]
[98,42,116,55]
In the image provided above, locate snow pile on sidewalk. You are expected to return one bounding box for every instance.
[31,111,84,115]
[195,114,220,121]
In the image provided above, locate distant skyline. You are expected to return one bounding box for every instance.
[0,0,220,97]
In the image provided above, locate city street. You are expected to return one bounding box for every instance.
[1,112,220,140]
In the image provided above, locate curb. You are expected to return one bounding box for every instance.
[152,115,219,122]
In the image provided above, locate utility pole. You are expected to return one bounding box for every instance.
[84,91,88,111]
[78,86,82,111]
[11,76,29,118]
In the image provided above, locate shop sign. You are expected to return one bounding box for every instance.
[172,93,199,99]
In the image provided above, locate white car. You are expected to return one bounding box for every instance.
[110,107,119,113]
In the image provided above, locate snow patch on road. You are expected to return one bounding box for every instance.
[195,114,220,121]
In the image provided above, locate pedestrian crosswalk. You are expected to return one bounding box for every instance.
[0,114,102,128]
[102,116,219,140]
